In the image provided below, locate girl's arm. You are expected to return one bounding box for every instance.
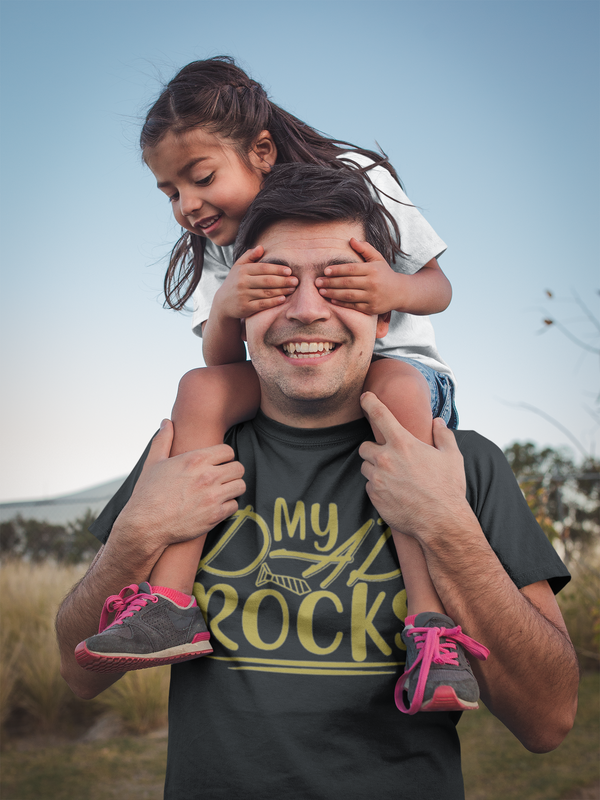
[315,239,451,317]
[202,246,298,367]
[202,313,247,366]
[396,256,452,315]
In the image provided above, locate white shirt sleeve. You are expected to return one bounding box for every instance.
[338,153,453,381]
[338,152,447,274]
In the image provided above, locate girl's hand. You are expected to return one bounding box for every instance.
[315,238,402,315]
[216,246,298,320]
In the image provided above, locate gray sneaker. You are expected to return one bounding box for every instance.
[75,582,212,673]
[395,612,489,714]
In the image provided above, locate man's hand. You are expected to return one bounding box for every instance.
[114,419,246,553]
[314,239,403,315]
[358,392,469,537]
[56,422,246,700]
[359,392,578,751]
[213,245,298,320]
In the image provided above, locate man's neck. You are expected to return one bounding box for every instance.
[259,395,364,429]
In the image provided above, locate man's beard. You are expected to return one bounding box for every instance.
[257,370,366,427]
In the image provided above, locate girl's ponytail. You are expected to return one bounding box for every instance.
[162,232,204,315]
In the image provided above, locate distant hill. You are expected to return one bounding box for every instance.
[0,478,125,526]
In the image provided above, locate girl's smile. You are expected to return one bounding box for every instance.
[146,128,277,247]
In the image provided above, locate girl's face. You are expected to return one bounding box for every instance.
[146,128,277,247]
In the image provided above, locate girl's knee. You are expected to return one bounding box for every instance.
[365,359,431,409]
[365,359,433,443]
[177,366,225,402]
[172,362,260,432]
[174,367,220,420]
[176,363,253,405]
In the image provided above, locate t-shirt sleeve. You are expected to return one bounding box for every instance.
[339,152,447,274]
[191,241,235,338]
[88,436,154,545]
[456,430,570,594]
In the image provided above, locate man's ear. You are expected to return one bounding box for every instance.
[249,130,277,174]
[241,319,247,342]
[376,311,391,340]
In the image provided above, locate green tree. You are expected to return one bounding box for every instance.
[64,510,102,564]
[504,442,600,563]
[0,511,101,563]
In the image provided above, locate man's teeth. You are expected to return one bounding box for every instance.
[282,342,336,358]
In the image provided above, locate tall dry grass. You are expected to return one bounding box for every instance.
[557,555,600,671]
[0,560,169,738]
[99,666,170,734]
[0,554,597,740]
[0,627,22,729]
[0,559,82,732]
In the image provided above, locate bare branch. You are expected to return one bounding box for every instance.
[584,405,600,425]
[543,319,600,354]
[500,400,589,459]
[572,289,600,335]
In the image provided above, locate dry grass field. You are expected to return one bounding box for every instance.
[0,560,598,800]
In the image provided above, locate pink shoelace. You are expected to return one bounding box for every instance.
[98,584,158,633]
[395,624,490,715]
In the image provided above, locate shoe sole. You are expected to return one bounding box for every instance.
[420,685,479,712]
[74,638,213,673]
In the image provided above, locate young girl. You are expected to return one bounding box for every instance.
[76,57,488,713]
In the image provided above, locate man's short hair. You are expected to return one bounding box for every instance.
[234,163,398,263]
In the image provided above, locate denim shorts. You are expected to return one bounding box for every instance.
[372,355,459,430]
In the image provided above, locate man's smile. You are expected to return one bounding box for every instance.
[281,341,338,359]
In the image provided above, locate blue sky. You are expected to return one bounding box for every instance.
[1,0,598,501]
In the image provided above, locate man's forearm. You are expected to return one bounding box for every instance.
[359,396,578,751]
[57,421,246,700]
[416,504,578,752]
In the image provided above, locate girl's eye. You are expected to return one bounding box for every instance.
[195,172,214,187]
[168,192,179,203]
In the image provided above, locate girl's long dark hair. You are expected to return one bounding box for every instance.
[141,56,405,310]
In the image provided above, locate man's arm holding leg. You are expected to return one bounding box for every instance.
[56,539,160,699]
[419,508,577,752]
[359,393,579,753]
[56,420,245,699]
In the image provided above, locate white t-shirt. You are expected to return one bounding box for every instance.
[191,152,454,381]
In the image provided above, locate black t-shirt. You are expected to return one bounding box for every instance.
[91,413,569,800]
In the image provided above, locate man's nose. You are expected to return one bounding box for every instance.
[285,277,331,324]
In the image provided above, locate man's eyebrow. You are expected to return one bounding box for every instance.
[259,258,292,268]
[259,257,362,270]
[156,157,209,188]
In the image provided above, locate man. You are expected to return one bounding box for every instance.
[57,164,578,800]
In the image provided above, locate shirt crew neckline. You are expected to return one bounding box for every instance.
[251,409,372,446]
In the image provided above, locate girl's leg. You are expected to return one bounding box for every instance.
[149,362,260,592]
[75,362,261,673]
[363,359,444,617]
[364,359,488,715]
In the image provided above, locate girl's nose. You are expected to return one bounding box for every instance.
[285,278,331,324]
[179,190,202,217]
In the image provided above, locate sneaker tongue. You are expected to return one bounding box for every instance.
[137,581,153,595]
[414,612,455,628]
